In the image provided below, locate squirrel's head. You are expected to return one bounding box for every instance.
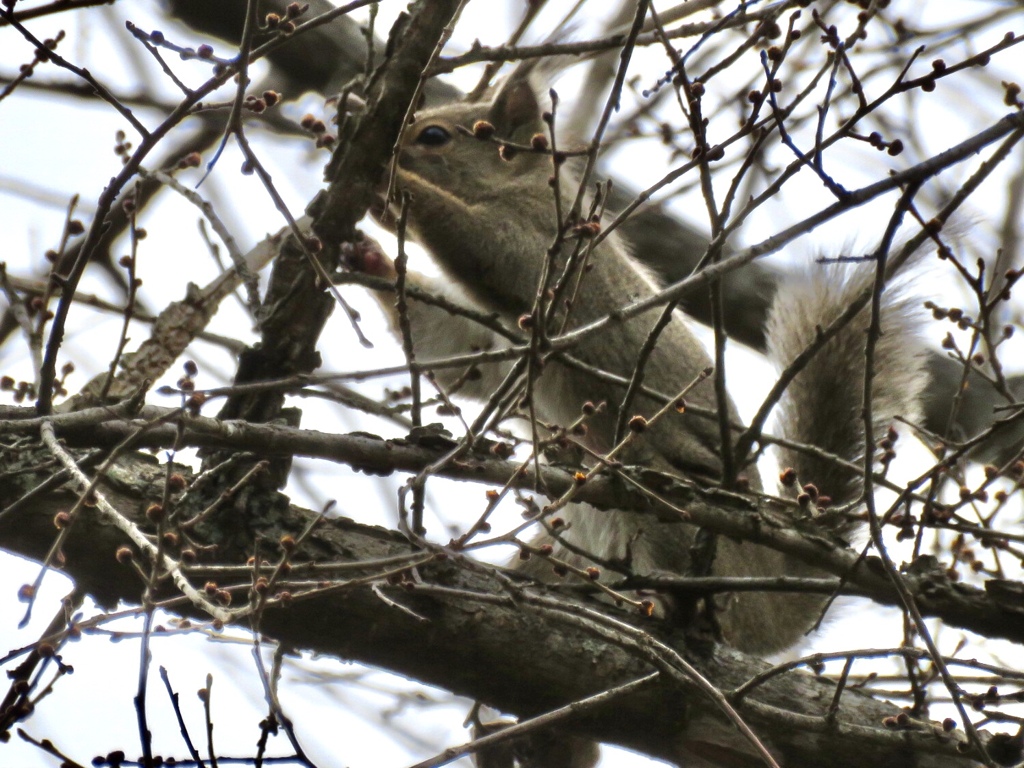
[393,75,553,203]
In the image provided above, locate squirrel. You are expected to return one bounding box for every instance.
[352,70,927,727]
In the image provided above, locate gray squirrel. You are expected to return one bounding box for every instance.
[354,70,927,745]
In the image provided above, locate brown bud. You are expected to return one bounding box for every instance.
[178,152,202,169]
[471,120,495,139]
[490,442,513,459]
[572,220,601,238]
[628,415,647,433]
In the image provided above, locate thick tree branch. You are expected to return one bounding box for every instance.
[0,450,987,767]
[2,403,1022,647]
[214,0,465,437]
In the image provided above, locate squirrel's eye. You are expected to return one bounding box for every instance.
[415,125,451,147]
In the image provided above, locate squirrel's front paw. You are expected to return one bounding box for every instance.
[342,234,396,280]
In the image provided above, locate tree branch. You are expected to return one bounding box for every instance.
[0,449,987,767]
[2,404,1022,648]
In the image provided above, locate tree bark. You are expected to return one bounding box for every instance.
[0,447,985,768]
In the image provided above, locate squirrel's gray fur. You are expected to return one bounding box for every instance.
[360,73,928,761]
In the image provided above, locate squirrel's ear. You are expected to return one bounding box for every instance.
[488,76,544,144]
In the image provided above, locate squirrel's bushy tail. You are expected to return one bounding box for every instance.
[765,257,928,509]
